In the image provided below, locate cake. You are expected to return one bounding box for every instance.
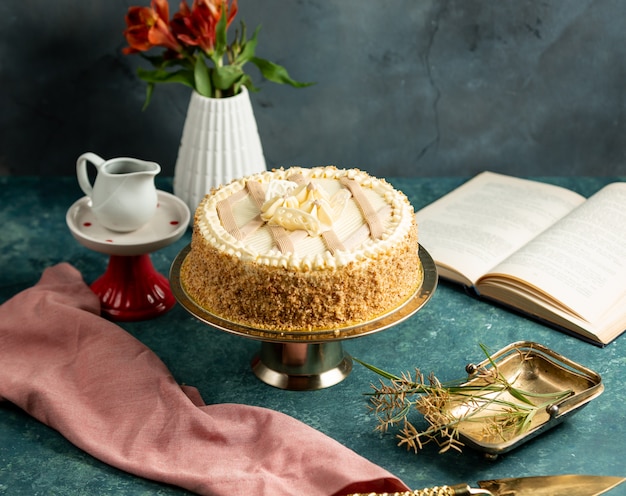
[180,166,422,331]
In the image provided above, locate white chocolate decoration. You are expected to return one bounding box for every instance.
[261,181,350,236]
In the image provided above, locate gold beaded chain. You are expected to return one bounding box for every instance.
[346,483,492,496]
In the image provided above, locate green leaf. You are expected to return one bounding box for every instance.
[520,408,537,432]
[235,74,258,95]
[142,83,155,111]
[194,55,213,97]
[212,65,244,92]
[137,67,194,86]
[507,386,535,406]
[388,403,412,424]
[250,56,315,88]
[234,24,259,65]
[353,358,402,382]
[139,53,189,72]
[213,7,228,59]
[137,67,195,108]
[479,343,497,368]
[139,53,167,67]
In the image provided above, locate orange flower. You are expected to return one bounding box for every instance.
[172,0,238,54]
[123,0,310,104]
[197,0,238,26]
[123,0,181,54]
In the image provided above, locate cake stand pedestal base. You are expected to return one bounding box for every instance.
[91,254,176,321]
[170,244,437,391]
[251,341,352,390]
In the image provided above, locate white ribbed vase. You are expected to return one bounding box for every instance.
[173,86,266,221]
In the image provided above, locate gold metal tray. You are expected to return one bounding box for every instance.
[451,341,604,457]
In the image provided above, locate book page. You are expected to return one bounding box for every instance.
[483,182,626,325]
[415,172,585,285]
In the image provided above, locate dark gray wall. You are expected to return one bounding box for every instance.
[2,0,625,178]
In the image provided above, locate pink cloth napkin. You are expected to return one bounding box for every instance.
[0,263,409,496]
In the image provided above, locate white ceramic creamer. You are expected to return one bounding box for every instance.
[76,152,160,232]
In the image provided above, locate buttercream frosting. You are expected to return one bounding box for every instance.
[197,166,415,270]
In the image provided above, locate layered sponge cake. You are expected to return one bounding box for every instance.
[181,166,422,331]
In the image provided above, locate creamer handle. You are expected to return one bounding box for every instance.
[76,152,105,197]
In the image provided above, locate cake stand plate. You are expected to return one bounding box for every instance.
[170,244,437,390]
[67,190,190,321]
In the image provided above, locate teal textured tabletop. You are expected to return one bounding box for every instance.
[1,176,625,495]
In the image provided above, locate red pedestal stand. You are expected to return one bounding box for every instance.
[66,189,191,322]
[91,254,176,321]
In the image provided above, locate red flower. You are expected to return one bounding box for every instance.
[123,0,182,54]
[171,0,238,54]
[123,0,310,104]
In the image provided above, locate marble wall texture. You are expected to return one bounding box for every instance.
[1,0,625,178]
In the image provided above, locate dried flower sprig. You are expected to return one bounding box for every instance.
[355,344,573,455]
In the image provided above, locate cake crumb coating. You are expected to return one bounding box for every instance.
[182,218,421,331]
[180,167,423,331]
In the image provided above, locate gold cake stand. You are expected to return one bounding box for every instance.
[170,245,437,390]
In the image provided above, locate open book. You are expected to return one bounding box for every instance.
[414,171,626,346]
